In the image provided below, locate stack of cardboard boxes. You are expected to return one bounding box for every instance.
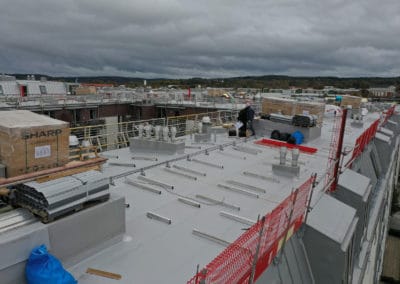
[0,110,70,178]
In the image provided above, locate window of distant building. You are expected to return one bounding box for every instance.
[0,85,3,95]
[90,109,97,120]
[39,85,47,95]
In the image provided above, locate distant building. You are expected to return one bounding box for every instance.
[0,75,67,97]
[368,86,396,98]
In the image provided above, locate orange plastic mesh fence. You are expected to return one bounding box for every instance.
[187,176,314,284]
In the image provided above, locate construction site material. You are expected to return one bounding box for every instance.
[13,170,110,223]
[125,178,162,195]
[172,165,206,176]
[0,157,106,187]
[146,212,172,224]
[192,229,230,246]
[341,95,362,109]
[217,184,259,198]
[191,158,224,169]
[177,197,201,208]
[269,113,293,125]
[109,162,136,168]
[137,175,174,190]
[292,114,317,127]
[219,211,256,226]
[262,97,325,125]
[0,208,36,235]
[0,110,70,177]
[163,167,197,180]
[254,119,322,142]
[0,188,10,197]
[225,180,266,193]
[86,268,122,280]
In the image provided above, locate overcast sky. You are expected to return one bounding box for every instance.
[0,0,399,78]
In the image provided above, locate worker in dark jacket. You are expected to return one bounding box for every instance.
[238,102,255,136]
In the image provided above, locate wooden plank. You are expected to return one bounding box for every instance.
[86,268,122,280]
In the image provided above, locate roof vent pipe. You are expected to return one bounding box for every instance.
[198,122,203,134]
[170,127,177,141]
[146,125,153,138]
[291,148,300,167]
[280,147,287,165]
[163,127,169,142]
[154,126,161,140]
[138,124,144,138]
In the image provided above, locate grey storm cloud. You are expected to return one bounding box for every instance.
[0,0,399,78]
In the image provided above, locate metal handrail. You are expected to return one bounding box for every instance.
[69,110,239,152]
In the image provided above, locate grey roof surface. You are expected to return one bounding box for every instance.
[63,110,385,283]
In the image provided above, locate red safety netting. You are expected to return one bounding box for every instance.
[382,105,396,126]
[187,176,315,284]
[350,118,379,161]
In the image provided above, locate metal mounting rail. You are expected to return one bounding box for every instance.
[191,159,224,169]
[109,141,237,181]
[131,156,158,161]
[137,176,174,190]
[163,167,197,180]
[219,211,256,226]
[226,180,266,193]
[146,212,172,224]
[195,194,240,211]
[217,184,259,198]
[243,171,280,183]
[192,229,230,246]
[125,178,162,195]
[108,162,136,167]
[232,146,260,155]
[215,150,247,160]
[172,165,206,176]
[178,197,201,208]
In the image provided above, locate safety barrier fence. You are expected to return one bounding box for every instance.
[382,105,396,126]
[351,119,380,160]
[187,175,315,284]
[347,105,396,168]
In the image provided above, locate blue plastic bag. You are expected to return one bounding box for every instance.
[292,131,304,145]
[26,244,77,284]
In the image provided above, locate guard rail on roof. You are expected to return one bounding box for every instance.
[69,110,239,152]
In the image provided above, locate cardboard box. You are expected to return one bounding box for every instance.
[0,110,70,177]
[341,95,362,109]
